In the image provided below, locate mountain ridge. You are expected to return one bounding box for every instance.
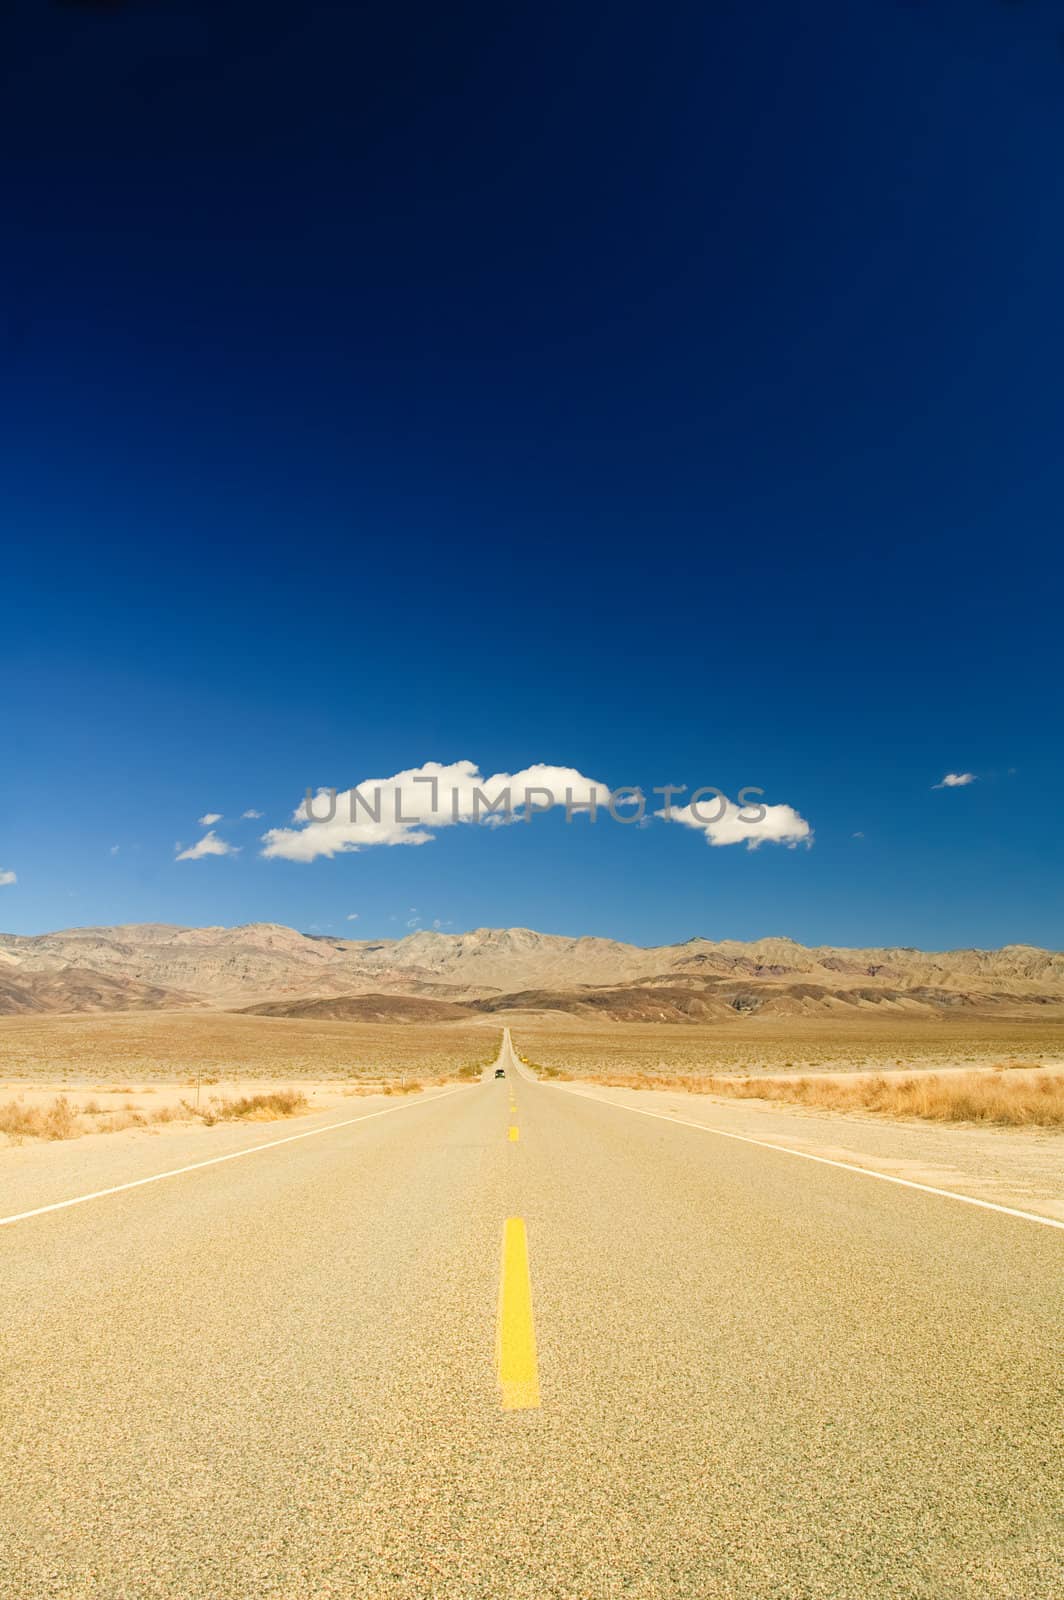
[0,922,1062,1018]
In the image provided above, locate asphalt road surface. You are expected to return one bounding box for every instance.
[2,1030,1062,1599]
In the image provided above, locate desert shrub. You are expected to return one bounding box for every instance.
[0,1095,82,1142]
[208,1089,309,1122]
[586,1068,1064,1128]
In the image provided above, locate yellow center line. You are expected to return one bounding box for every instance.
[496,1217,540,1410]
[508,1125,519,1141]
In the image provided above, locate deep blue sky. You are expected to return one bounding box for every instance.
[4,0,1063,949]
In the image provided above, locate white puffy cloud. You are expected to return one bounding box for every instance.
[259,761,814,861]
[346,912,359,921]
[242,809,263,819]
[261,760,612,862]
[176,831,241,862]
[933,772,976,789]
[198,812,223,826]
[0,869,16,887]
[659,793,812,850]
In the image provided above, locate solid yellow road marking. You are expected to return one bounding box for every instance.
[508,1125,519,1142]
[496,1218,540,1410]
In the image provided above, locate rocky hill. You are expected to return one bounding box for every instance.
[0,965,194,1016]
[0,922,1062,1018]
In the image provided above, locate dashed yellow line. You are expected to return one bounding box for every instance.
[508,1125,519,1142]
[496,1218,540,1410]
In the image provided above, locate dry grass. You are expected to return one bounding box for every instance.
[0,1011,500,1084]
[0,1086,311,1142]
[0,1094,81,1141]
[342,1079,425,1097]
[524,1060,569,1080]
[199,1089,308,1124]
[581,1067,1064,1129]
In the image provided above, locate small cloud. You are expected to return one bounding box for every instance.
[406,916,421,928]
[0,869,16,887]
[176,831,240,862]
[109,844,121,856]
[241,809,263,819]
[852,831,864,839]
[198,812,223,826]
[659,794,812,850]
[346,912,359,922]
[933,772,976,789]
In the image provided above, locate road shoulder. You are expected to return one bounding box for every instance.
[0,1083,471,1225]
[554,1080,1064,1224]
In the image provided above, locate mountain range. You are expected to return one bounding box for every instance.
[1,922,1062,1021]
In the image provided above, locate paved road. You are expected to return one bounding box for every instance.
[2,1029,1062,1599]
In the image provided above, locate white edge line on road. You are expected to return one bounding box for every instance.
[0,1086,472,1229]
[555,1085,1064,1232]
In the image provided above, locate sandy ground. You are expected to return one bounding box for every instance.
[0,1076,442,1153]
[0,1010,498,1082]
[4,1010,1064,1088]
[516,1015,1064,1075]
[0,1077,425,1110]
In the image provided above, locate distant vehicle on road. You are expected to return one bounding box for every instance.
[495,1068,505,1078]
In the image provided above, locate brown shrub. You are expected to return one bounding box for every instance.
[528,1061,572,1080]
[0,1095,82,1142]
[207,1089,309,1122]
